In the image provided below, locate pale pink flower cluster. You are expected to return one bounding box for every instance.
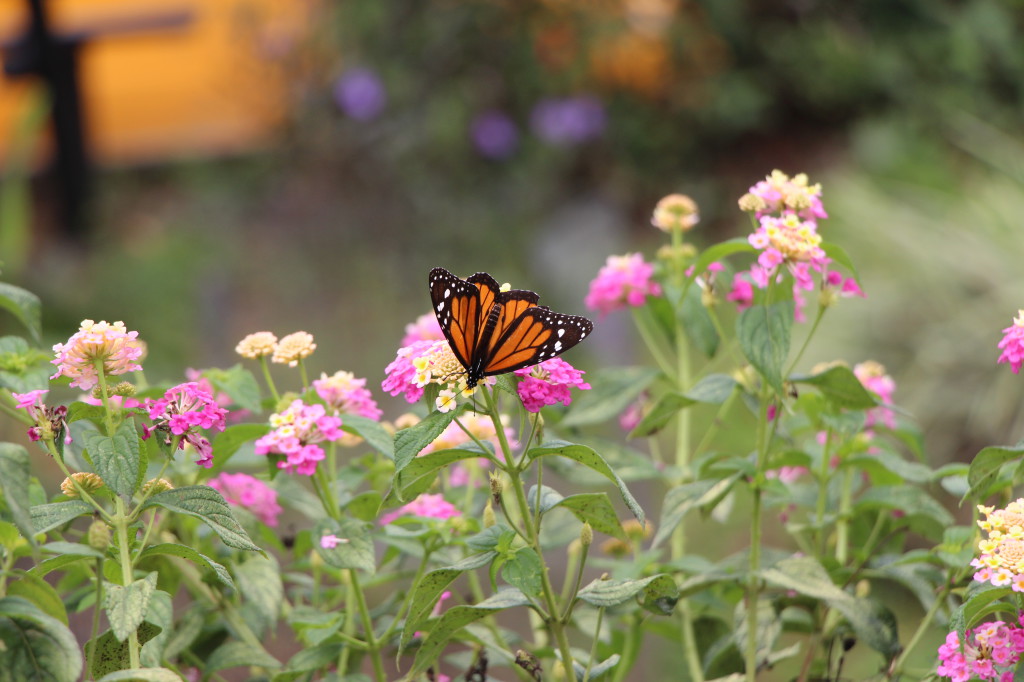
[742,169,827,221]
[382,340,439,404]
[314,370,382,420]
[972,500,1024,592]
[747,213,829,294]
[379,493,460,525]
[998,310,1024,374]
[937,619,1024,682]
[584,253,662,316]
[51,320,144,390]
[382,338,486,412]
[11,389,71,445]
[401,313,445,346]
[513,358,591,413]
[144,382,229,468]
[209,472,282,527]
[853,361,896,430]
[254,400,343,475]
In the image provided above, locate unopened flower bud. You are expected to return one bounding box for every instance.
[551,661,569,681]
[652,193,700,232]
[855,579,870,598]
[483,501,497,528]
[819,287,839,309]
[142,478,174,495]
[60,472,104,498]
[448,516,470,534]
[489,472,503,506]
[738,192,767,213]
[580,522,593,548]
[111,382,137,397]
[514,650,542,681]
[87,519,111,551]
[622,519,653,543]
[567,538,582,559]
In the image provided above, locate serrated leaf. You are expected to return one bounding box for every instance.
[856,486,953,528]
[466,524,515,553]
[0,443,34,544]
[105,574,156,642]
[527,441,644,526]
[501,548,543,597]
[790,365,877,410]
[0,282,41,343]
[141,485,262,552]
[737,302,793,396]
[629,375,738,438]
[30,499,93,534]
[558,367,661,428]
[202,364,262,413]
[138,543,234,588]
[87,622,164,678]
[81,420,142,497]
[394,407,462,475]
[0,596,82,682]
[314,518,374,572]
[389,446,489,504]
[544,490,627,541]
[234,555,283,637]
[409,589,531,677]
[652,474,742,549]
[139,590,172,668]
[206,640,282,672]
[576,574,679,615]
[7,573,68,625]
[341,414,394,460]
[964,445,1024,502]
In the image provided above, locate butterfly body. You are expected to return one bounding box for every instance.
[429,267,593,388]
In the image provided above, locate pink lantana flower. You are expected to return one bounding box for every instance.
[401,313,445,346]
[998,310,1024,374]
[853,361,896,430]
[144,382,229,468]
[513,358,591,413]
[319,533,349,549]
[254,400,343,476]
[937,621,1024,682]
[584,253,662,316]
[51,320,144,390]
[726,273,755,312]
[379,493,461,525]
[11,389,71,445]
[741,170,828,222]
[315,370,382,420]
[209,472,283,527]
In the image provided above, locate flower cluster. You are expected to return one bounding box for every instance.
[254,400,343,475]
[144,382,229,468]
[12,389,71,445]
[235,332,278,359]
[651,194,699,232]
[739,169,827,221]
[514,358,591,413]
[272,331,317,367]
[400,313,445,346]
[209,472,282,527]
[51,320,144,390]
[853,360,896,430]
[314,370,382,420]
[937,619,1024,681]
[585,253,662,316]
[380,493,461,526]
[998,310,1024,374]
[972,499,1024,591]
[382,339,482,412]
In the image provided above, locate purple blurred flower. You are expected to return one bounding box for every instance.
[334,68,386,121]
[531,95,606,146]
[470,111,519,159]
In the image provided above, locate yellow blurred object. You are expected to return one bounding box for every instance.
[0,0,313,167]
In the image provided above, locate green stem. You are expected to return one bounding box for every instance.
[46,441,114,525]
[888,578,951,677]
[631,307,676,380]
[785,304,827,377]
[93,360,116,435]
[297,358,310,391]
[815,431,834,557]
[113,497,141,669]
[581,606,605,682]
[349,570,387,682]
[258,357,280,404]
[835,468,855,565]
[86,557,104,679]
[746,396,771,681]
[379,550,432,644]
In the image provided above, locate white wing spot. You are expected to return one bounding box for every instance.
[444,288,451,298]
[557,329,565,338]
[554,340,562,351]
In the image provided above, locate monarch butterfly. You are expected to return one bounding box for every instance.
[429,267,593,388]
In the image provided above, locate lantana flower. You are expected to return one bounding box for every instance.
[144,382,229,468]
[937,619,1024,681]
[739,169,827,222]
[235,332,277,360]
[401,313,445,346]
[973,500,1024,592]
[209,472,283,527]
[272,331,316,367]
[320,533,349,549]
[513,358,591,413]
[254,400,343,475]
[379,493,461,526]
[651,194,699,232]
[998,310,1024,374]
[585,253,662,316]
[12,389,71,445]
[314,370,382,420]
[382,339,485,412]
[854,361,896,430]
[51,320,144,390]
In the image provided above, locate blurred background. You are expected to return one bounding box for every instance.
[2,0,1024,677]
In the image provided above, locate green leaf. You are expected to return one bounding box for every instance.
[531,487,627,541]
[0,282,41,343]
[206,640,282,672]
[691,237,756,279]
[7,573,68,625]
[96,669,183,682]
[281,641,345,675]
[0,443,35,544]
[628,392,696,438]
[466,524,515,553]
[234,555,283,637]
[0,596,82,682]
[202,364,262,413]
[965,445,1024,502]
[558,367,661,428]
[572,654,621,681]
[821,241,860,284]
[679,283,719,357]
[389,446,489,504]
[685,373,740,404]
[30,499,93,534]
[737,302,793,396]
[87,623,163,678]
[314,518,375,572]
[399,551,497,656]
[790,365,877,410]
[105,574,156,642]
[394,407,462,475]
[139,590,172,668]
[81,420,143,497]
[409,589,531,677]
[0,336,50,393]
[342,414,395,460]
[856,486,953,529]
[141,485,262,552]
[65,402,108,426]
[761,556,900,657]
[501,548,543,597]
[208,423,270,475]
[137,543,235,588]
[345,490,383,523]
[652,474,743,549]
[576,574,679,615]
[527,441,644,526]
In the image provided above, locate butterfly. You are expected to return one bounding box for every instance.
[429,267,594,388]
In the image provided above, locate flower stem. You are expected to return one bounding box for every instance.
[86,557,104,680]
[93,360,116,435]
[113,496,141,669]
[258,357,280,404]
[348,570,387,682]
[746,397,772,681]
